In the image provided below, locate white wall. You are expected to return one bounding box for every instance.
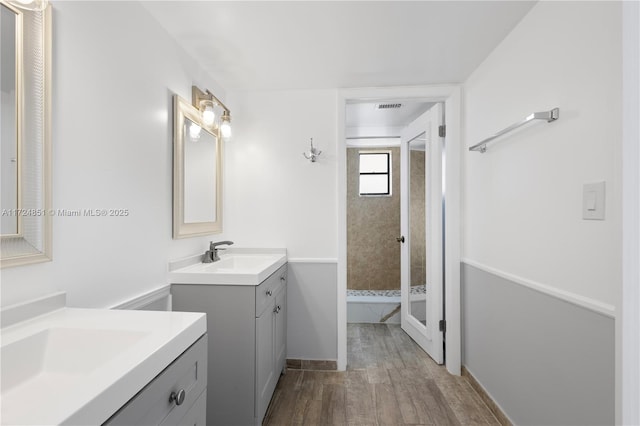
[1,2,341,361]
[463,1,621,307]
[224,89,338,258]
[225,88,339,360]
[462,1,622,423]
[1,1,231,308]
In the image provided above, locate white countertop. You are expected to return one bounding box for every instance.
[1,307,206,425]
[169,248,287,286]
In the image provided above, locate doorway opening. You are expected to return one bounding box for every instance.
[337,86,462,375]
[345,100,434,326]
[345,99,445,365]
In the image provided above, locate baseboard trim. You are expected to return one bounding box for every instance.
[462,366,513,426]
[286,359,337,371]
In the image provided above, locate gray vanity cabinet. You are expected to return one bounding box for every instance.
[255,276,287,422]
[104,335,208,426]
[171,264,287,426]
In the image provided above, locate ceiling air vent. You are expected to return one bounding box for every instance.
[375,103,402,110]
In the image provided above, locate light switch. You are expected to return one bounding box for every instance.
[583,181,605,220]
[586,191,597,211]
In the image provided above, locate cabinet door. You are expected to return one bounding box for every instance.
[255,307,276,422]
[275,284,287,375]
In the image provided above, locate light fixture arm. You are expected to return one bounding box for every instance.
[192,86,230,117]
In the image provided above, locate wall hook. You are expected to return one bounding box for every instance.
[303,138,322,163]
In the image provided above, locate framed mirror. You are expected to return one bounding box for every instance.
[173,95,222,239]
[0,3,51,268]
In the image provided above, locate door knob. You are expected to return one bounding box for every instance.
[396,236,405,243]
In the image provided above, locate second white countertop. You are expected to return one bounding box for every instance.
[1,307,206,425]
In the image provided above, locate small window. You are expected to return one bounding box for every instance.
[359,152,391,196]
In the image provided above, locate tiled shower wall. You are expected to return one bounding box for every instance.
[347,147,401,290]
[347,147,427,290]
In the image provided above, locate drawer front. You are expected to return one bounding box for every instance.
[163,389,206,426]
[105,334,208,426]
[255,264,287,317]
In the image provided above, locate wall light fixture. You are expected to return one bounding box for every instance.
[192,86,231,140]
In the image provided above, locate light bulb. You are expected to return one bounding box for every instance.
[220,121,231,139]
[201,101,215,127]
[189,122,201,140]
[220,111,232,139]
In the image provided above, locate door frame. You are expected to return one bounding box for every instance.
[337,85,462,375]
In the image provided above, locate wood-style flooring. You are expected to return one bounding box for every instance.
[263,323,500,426]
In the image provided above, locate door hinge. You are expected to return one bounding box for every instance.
[438,125,446,137]
[439,319,446,333]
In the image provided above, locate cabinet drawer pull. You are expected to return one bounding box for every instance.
[280,276,285,282]
[266,289,273,296]
[170,389,186,406]
[274,305,281,314]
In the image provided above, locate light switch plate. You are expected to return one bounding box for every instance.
[583,181,605,220]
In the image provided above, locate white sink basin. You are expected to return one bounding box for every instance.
[203,254,281,272]
[170,250,287,285]
[0,307,206,425]
[1,327,149,394]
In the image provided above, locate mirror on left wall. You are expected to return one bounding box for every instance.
[173,95,222,239]
[0,2,52,268]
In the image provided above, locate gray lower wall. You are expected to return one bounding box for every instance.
[462,263,614,426]
[122,262,338,361]
[287,261,337,360]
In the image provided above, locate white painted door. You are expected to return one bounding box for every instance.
[400,103,444,364]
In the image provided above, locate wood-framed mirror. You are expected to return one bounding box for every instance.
[172,95,222,239]
[0,2,52,268]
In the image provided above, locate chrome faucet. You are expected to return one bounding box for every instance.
[203,240,234,263]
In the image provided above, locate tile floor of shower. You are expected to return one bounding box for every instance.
[347,285,426,324]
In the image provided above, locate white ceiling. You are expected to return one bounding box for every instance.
[142,1,536,91]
